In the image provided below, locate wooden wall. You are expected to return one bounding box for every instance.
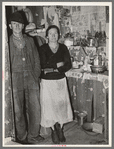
[4,9,13,137]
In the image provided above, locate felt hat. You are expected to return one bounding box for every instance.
[9,11,24,24]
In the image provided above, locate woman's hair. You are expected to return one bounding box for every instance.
[45,25,60,39]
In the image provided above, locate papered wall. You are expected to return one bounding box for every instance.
[71,6,106,36]
[26,6,106,37]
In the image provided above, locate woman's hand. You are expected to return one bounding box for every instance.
[43,68,54,74]
[54,69,59,72]
[57,62,64,68]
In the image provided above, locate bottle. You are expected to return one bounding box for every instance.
[94,54,99,65]
[98,55,102,66]
[73,36,77,46]
[90,39,93,46]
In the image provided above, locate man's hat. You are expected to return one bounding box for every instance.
[9,11,24,24]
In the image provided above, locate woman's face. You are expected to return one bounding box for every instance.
[47,28,59,43]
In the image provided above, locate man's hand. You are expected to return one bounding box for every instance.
[27,29,38,36]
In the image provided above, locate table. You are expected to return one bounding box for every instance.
[66,69,108,138]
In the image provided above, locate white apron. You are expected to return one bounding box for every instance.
[40,77,73,128]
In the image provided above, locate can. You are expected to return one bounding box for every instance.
[77,113,87,126]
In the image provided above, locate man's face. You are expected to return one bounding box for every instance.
[10,21,24,34]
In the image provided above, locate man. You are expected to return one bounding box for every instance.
[8,11,44,144]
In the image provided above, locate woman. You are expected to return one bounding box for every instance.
[39,25,73,144]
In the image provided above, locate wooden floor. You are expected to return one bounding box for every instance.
[4,121,109,147]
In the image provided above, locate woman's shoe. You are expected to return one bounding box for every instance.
[54,123,66,142]
[51,128,60,144]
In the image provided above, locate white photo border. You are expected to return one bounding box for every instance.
[2,1,112,147]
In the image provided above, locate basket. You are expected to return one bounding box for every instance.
[90,65,106,73]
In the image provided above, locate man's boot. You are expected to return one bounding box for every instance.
[54,123,66,142]
[27,135,45,144]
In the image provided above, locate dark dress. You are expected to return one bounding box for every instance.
[39,43,72,80]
